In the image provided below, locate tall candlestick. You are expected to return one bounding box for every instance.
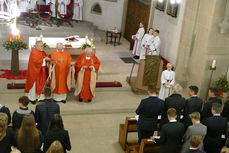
[40,34,43,41]
[85,35,88,44]
[91,38,93,47]
[212,60,216,68]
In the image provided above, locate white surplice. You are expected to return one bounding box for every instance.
[149,36,161,55]
[19,0,29,12]
[58,0,70,18]
[0,0,4,12]
[139,34,155,60]
[73,0,83,20]
[46,0,56,17]
[132,27,145,56]
[158,70,175,100]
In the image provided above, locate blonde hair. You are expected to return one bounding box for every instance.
[173,83,182,94]
[166,63,173,69]
[46,140,64,153]
[0,113,8,141]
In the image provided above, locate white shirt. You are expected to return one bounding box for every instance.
[169,120,177,122]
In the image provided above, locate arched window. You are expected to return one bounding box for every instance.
[91,3,102,15]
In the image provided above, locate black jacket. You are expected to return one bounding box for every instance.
[136,96,164,131]
[0,128,15,153]
[183,96,203,127]
[158,121,184,153]
[221,100,229,121]
[184,149,205,153]
[161,94,185,127]
[44,129,71,153]
[203,115,227,153]
[12,107,34,130]
[35,99,60,135]
[201,97,222,122]
[0,105,11,124]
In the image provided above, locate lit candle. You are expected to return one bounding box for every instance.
[35,36,38,42]
[212,60,216,68]
[40,34,43,41]
[85,35,88,44]
[90,38,93,47]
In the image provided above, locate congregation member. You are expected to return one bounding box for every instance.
[136,85,164,144]
[0,103,11,125]
[158,63,175,100]
[16,114,42,153]
[220,138,229,153]
[201,87,222,122]
[12,96,34,130]
[203,103,227,153]
[73,0,83,21]
[46,141,64,153]
[50,43,72,103]
[221,96,229,121]
[24,41,50,104]
[181,112,207,153]
[44,114,71,153]
[183,86,203,129]
[160,84,185,127]
[75,48,100,102]
[154,108,184,153]
[35,87,60,135]
[0,113,15,153]
[132,22,145,59]
[139,28,155,60]
[185,135,205,153]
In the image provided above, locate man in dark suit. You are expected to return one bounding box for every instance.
[221,98,229,121]
[203,103,227,153]
[201,87,222,122]
[35,87,60,135]
[160,84,185,128]
[155,108,184,153]
[136,85,164,144]
[184,135,205,153]
[183,86,203,129]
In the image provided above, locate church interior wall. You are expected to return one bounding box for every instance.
[83,0,125,31]
[152,0,186,65]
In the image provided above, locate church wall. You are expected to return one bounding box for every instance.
[83,0,125,31]
[152,0,186,65]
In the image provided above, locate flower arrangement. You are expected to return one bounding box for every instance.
[43,43,50,49]
[81,43,91,49]
[3,39,27,50]
[215,74,229,92]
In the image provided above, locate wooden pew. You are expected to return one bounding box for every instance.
[119,117,138,150]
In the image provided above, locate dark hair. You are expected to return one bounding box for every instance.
[189,86,199,94]
[19,96,30,106]
[44,87,52,97]
[48,114,64,131]
[154,29,160,34]
[148,28,154,34]
[209,87,218,96]
[212,103,222,114]
[167,108,177,118]
[17,114,40,153]
[140,21,144,26]
[189,135,202,148]
[148,85,157,94]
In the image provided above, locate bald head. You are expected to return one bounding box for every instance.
[56,43,63,52]
[85,48,93,57]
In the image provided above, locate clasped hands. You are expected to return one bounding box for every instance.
[82,66,94,70]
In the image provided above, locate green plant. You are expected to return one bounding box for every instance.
[215,74,229,92]
[81,43,91,49]
[3,39,27,50]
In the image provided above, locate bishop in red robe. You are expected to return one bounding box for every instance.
[75,48,100,102]
[24,41,50,103]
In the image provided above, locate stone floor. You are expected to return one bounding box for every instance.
[0,22,144,153]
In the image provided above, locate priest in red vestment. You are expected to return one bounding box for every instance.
[25,41,50,103]
[50,43,73,103]
[75,48,100,102]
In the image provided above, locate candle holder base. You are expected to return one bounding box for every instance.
[210,66,216,70]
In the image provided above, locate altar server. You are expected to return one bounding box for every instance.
[149,29,161,55]
[25,41,50,103]
[73,0,83,21]
[132,22,145,59]
[0,0,4,12]
[50,43,73,103]
[58,0,70,16]
[18,0,29,13]
[158,63,175,100]
[140,28,155,60]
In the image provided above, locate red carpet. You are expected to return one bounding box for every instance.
[7,82,122,89]
[0,69,27,80]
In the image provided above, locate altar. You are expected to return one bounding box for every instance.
[28,36,92,55]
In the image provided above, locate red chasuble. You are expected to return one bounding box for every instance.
[24,48,48,95]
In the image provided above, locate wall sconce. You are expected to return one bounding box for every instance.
[155,0,167,11]
[167,0,181,17]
